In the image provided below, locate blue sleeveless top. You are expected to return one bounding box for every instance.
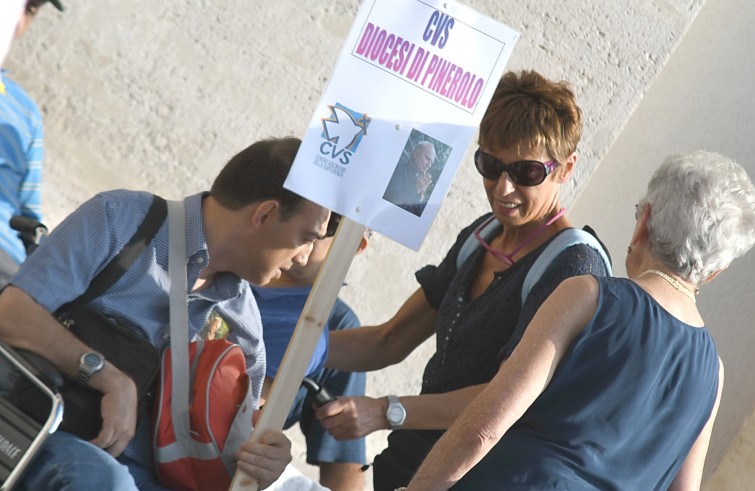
[453,276,720,491]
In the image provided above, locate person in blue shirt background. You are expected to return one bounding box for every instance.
[253,211,370,491]
[0,0,64,287]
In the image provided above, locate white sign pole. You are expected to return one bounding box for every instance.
[229,218,366,491]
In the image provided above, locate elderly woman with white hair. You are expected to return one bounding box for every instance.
[404,150,755,491]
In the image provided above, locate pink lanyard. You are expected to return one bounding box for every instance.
[474,208,567,266]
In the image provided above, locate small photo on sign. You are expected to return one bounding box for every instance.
[382,129,452,216]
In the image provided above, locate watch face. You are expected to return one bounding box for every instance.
[387,405,405,424]
[84,353,102,367]
[78,351,104,385]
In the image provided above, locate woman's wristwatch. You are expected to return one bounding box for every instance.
[386,395,407,430]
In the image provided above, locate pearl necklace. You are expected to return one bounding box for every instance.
[639,269,697,303]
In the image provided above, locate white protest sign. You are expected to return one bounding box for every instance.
[285,0,519,250]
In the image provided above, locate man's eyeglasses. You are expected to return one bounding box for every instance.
[325,214,342,238]
[474,148,559,186]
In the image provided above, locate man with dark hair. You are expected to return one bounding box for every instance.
[0,0,64,287]
[211,137,305,215]
[0,137,330,490]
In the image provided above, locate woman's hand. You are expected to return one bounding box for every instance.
[236,430,292,490]
[315,396,388,440]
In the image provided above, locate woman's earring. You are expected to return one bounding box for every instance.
[627,246,632,254]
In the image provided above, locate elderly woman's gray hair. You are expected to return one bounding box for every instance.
[638,150,755,286]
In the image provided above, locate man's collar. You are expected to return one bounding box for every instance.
[185,192,210,258]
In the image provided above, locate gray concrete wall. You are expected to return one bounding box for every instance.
[11,1,746,488]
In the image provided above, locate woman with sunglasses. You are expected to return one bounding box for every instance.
[318,70,611,491]
[405,151,755,490]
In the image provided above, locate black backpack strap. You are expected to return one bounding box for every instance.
[59,195,168,312]
[582,224,612,267]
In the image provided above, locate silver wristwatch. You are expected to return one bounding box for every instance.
[77,350,105,385]
[386,395,406,430]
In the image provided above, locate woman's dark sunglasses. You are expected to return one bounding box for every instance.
[474,148,559,186]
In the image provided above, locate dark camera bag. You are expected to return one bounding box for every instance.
[54,306,161,440]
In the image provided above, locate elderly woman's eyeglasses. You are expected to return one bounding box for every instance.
[474,149,559,186]
[634,203,643,220]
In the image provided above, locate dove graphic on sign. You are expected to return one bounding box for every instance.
[321,103,371,157]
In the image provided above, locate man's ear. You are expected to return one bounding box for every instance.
[250,200,279,229]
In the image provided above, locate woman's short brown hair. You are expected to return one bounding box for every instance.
[479,70,582,163]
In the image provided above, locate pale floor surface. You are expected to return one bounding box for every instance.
[704,407,755,490]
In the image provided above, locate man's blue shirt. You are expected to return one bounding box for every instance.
[13,189,265,466]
